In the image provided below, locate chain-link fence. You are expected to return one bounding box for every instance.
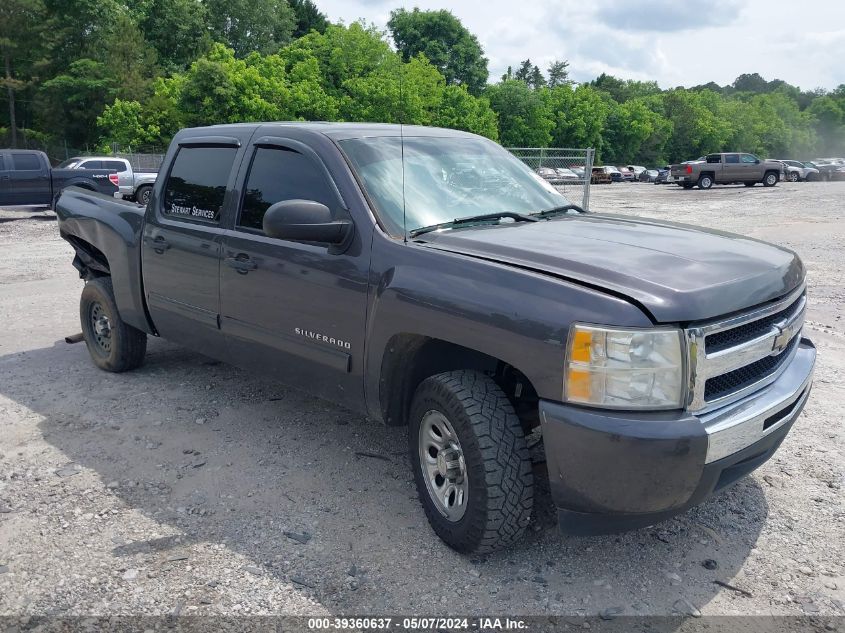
[507,147,595,210]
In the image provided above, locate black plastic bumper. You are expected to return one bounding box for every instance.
[540,339,815,535]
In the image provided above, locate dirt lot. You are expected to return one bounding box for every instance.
[0,182,843,620]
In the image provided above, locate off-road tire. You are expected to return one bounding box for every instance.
[763,171,779,187]
[409,370,533,554]
[80,277,147,372]
[697,174,714,189]
[135,185,153,206]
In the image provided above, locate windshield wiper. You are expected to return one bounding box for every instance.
[531,204,585,218]
[409,211,538,238]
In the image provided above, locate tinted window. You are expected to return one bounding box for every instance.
[163,147,237,223]
[238,147,335,232]
[79,160,102,170]
[725,154,740,164]
[103,160,128,172]
[706,154,721,163]
[741,154,758,163]
[0,155,4,171]
[12,153,42,171]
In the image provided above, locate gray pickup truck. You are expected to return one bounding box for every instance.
[672,152,784,189]
[55,123,815,553]
[58,156,158,204]
[0,149,118,208]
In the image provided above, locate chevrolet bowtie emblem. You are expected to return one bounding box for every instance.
[771,324,794,355]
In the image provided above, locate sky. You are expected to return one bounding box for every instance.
[315,0,845,91]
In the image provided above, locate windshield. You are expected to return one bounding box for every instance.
[338,136,568,236]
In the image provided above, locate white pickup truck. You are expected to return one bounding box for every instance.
[57,156,158,204]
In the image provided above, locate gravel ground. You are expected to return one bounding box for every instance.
[0,182,843,620]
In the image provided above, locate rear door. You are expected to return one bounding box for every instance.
[722,153,742,182]
[8,152,51,205]
[218,135,370,409]
[141,135,248,353]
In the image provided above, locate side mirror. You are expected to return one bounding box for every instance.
[755,159,760,164]
[263,199,352,245]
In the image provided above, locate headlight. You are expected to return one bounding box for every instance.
[565,324,685,409]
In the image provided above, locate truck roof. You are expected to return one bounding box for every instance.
[177,122,480,141]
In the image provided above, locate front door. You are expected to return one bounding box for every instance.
[219,138,370,410]
[141,142,242,354]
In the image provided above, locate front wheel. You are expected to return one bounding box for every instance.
[80,277,147,372]
[788,172,799,182]
[409,370,533,554]
[763,172,779,187]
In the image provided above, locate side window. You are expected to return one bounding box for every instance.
[725,154,740,164]
[162,147,238,224]
[0,155,4,171]
[12,153,42,171]
[238,147,336,232]
[80,160,102,170]
[741,154,758,163]
[706,154,721,164]
[103,160,128,173]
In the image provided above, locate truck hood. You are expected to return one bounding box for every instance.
[417,213,804,323]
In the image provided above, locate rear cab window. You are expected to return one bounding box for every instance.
[237,147,336,234]
[12,153,42,171]
[706,154,722,164]
[102,160,128,173]
[79,160,103,170]
[162,147,238,224]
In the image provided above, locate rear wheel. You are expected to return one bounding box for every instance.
[788,171,799,182]
[80,277,147,372]
[763,171,778,187]
[697,174,714,189]
[409,370,533,553]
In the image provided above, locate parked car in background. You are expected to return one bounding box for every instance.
[570,166,586,180]
[599,166,622,182]
[639,169,659,183]
[617,167,635,182]
[58,156,158,204]
[773,160,819,182]
[536,166,559,182]
[654,166,674,184]
[591,166,612,184]
[672,153,783,189]
[0,149,118,208]
[807,160,844,181]
[554,167,581,183]
[626,165,646,179]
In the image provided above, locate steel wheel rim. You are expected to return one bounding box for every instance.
[89,301,112,354]
[418,410,468,522]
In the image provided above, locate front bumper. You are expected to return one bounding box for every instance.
[540,338,815,535]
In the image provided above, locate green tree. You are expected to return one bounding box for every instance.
[485,79,553,146]
[388,8,488,95]
[0,0,46,147]
[546,60,572,88]
[542,84,610,154]
[40,59,116,146]
[134,0,210,71]
[205,0,295,57]
[289,0,328,38]
[102,12,158,101]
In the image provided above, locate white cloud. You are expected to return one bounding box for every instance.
[315,0,845,90]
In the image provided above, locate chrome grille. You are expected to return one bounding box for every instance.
[685,285,806,413]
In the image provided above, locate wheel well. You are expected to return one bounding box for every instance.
[65,235,110,279]
[698,171,715,179]
[378,334,540,431]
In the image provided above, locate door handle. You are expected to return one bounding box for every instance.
[146,235,170,254]
[226,254,257,274]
